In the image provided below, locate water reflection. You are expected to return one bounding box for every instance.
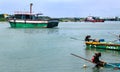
[23,28,59,34]
[8,28,59,34]
[92,67,101,72]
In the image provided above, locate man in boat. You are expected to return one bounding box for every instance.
[85,35,105,42]
[85,35,93,42]
[91,52,105,67]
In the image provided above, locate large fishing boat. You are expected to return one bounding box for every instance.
[8,3,59,28]
[8,12,59,28]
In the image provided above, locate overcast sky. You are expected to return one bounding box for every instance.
[0,0,120,17]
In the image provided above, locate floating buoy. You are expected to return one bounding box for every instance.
[100,67,104,69]
[83,64,87,68]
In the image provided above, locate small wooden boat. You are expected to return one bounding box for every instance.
[71,53,120,69]
[105,63,120,68]
[85,41,120,51]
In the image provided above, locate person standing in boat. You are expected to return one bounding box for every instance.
[85,35,93,42]
[91,52,105,67]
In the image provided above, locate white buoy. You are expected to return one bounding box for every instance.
[83,64,87,68]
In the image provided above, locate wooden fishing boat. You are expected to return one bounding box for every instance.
[105,63,120,68]
[85,42,120,51]
[71,53,120,69]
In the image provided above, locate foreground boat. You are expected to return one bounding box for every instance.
[105,63,120,68]
[8,13,59,28]
[85,41,120,51]
[71,53,120,69]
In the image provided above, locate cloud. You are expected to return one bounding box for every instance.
[1,0,120,17]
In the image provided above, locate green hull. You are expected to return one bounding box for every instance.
[10,22,47,28]
[86,42,120,51]
[9,22,58,28]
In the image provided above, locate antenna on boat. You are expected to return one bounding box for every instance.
[30,3,33,14]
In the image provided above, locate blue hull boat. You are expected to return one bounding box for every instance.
[105,63,120,68]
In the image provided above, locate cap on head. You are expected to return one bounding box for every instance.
[97,52,101,57]
[95,52,101,57]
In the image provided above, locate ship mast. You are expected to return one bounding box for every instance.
[30,3,33,14]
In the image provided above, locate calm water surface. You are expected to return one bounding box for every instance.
[0,22,120,72]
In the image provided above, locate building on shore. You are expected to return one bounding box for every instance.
[0,14,9,21]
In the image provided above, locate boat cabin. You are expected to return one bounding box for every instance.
[13,13,36,20]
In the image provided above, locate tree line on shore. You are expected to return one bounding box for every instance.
[0,14,120,22]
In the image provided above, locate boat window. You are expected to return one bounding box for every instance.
[14,14,36,20]
[15,15,22,19]
[25,15,36,20]
[32,15,36,20]
[25,15,31,19]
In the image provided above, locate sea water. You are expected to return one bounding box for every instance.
[0,21,120,72]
